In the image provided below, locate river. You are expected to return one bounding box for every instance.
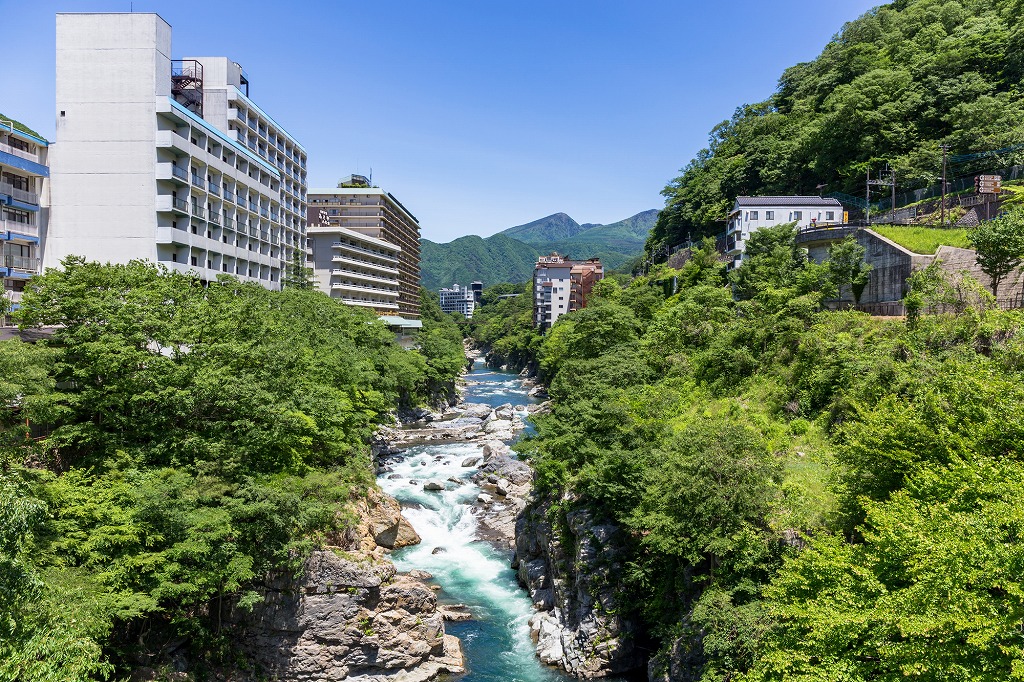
[377,360,571,681]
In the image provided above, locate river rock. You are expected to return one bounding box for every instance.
[388,473,403,480]
[431,547,447,555]
[461,403,493,419]
[423,481,445,491]
[354,488,421,550]
[477,493,492,504]
[439,604,473,622]
[495,404,515,419]
[484,418,514,435]
[461,456,481,467]
[528,386,549,399]
[429,417,484,430]
[495,478,511,497]
[408,569,433,580]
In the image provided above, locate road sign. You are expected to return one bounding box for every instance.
[976,174,1002,194]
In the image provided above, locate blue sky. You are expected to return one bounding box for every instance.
[3,0,880,242]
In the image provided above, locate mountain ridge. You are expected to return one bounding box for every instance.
[420,209,658,291]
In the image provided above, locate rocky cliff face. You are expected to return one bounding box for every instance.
[224,490,463,681]
[514,495,645,678]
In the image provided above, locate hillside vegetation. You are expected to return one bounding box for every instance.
[421,210,657,290]
[0,259,466,679]
[493,227,1024,680]
[649,0,1024,252]
[872,225,971,252]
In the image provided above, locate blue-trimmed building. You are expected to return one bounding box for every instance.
[46,13,306,290]
[0,117,48,311]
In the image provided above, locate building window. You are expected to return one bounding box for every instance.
[792,211,802,220]
[826,211,835,221]
[191,256,198,266]
[749,211,758,220]
[766,211,774,220]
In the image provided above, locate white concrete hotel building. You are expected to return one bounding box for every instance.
[45,13,307,289]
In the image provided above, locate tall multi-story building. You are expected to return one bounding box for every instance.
[726,196,843,268]
[470,281,483,306]
[533,253,603,330]
[308,175,421,319]
[45,13,307,290]
[439,283,475,319]
[307,215,402,315]
[0,117,48,311]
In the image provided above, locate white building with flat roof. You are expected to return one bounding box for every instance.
[439,283,475,319]
[45,13,307,290]
[0,117,48,310]
[726,196,843,267]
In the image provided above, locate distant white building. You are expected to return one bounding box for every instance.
[532,254,603,330]
[726,196,843,267]
[439,283,475,319]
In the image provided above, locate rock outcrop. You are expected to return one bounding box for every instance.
[227,550,463,681]
[514,496,644,678]
[224,489,461,681]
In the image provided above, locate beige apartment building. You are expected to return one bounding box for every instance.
[307,175,420,319]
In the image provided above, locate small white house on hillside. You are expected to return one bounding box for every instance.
[727,196,843,267]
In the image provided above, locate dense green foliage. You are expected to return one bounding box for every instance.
[968,206,1024,296]
[0,259,465,679]
[499,229,1024,680]
[468,284,541,372]
[648,0,1024,252]
[421,210,657,290]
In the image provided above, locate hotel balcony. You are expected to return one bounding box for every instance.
[331,240,400,263]
[330,267,398,287]
[156,130,190,153]
[330,280,400,297]
[156,162,189,184]
[0,220,39,240]
[331,254,399,277]
[156,195,190,214]
[0,141,41,164]
[334,295,400,310]
[0,182,39,206]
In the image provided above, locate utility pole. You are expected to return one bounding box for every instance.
[940,143,950,227]
[866,170,871,224]
[891,166,897,222]
[867,166,895,223]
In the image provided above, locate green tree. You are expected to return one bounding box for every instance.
[825,236,872,303]
[968,207,1024,298]
[281,248,315,289]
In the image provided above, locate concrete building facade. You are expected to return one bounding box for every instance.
[533,253,604,330]
[0,117,48,310]
[439,283,475,319]
[307,217,402,314]
[46,13,306,290]
[727,196,843,267]
[308,177,421,319]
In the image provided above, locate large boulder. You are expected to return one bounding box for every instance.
[361,489,420,550]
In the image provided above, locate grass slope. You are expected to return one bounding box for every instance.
[872,226,970,254]
[0,113,43,139]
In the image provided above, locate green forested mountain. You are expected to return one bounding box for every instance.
[422,210,657,290]
[649,0,1024,252]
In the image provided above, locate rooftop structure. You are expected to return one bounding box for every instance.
[0,116,48,311]
[308,182,421,319]
[45,13,307,290]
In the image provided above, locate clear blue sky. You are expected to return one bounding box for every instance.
[3,0,880,242]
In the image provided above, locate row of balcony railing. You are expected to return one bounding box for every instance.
[330,280,400,295]
[0,181,39,205]
[331,240,400,262]
[0,141,41,164]
[0,219,38,238]
[330,267,398,286]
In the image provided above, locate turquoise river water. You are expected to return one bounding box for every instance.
[376,360,572,681]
